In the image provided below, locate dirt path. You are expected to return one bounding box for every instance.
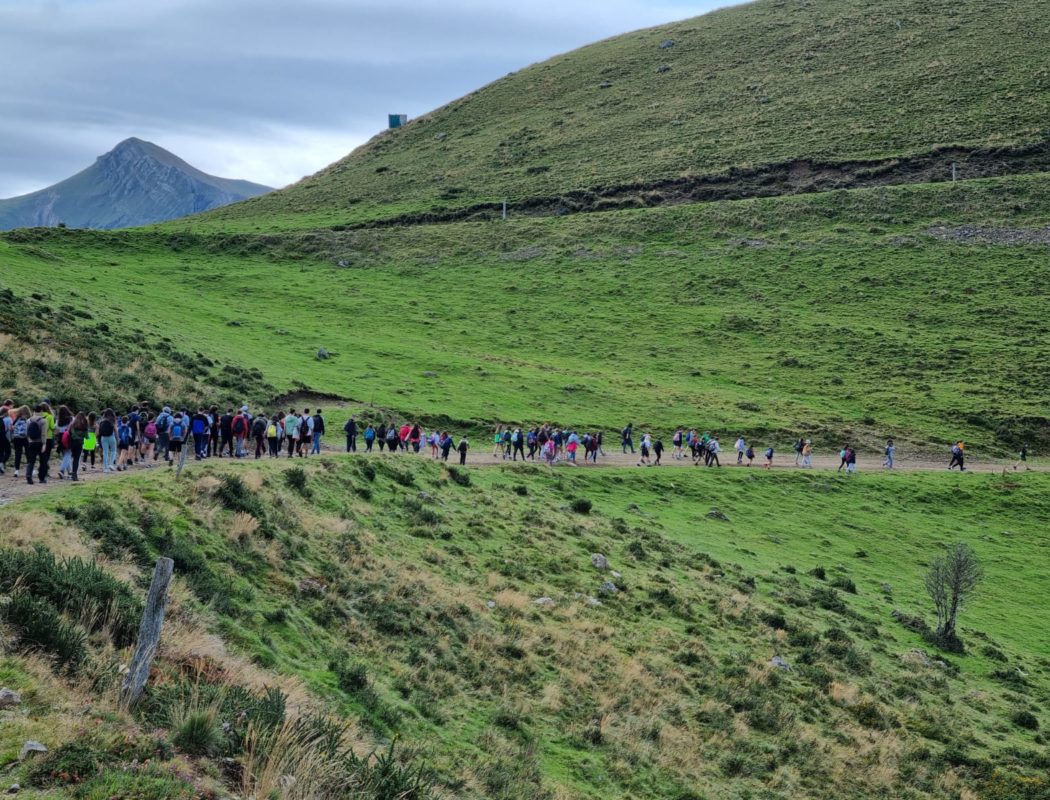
[0,446,1038,507]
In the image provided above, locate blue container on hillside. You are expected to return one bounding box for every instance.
[388,114,409,129]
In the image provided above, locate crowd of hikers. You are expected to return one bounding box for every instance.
[0,398,1033,487]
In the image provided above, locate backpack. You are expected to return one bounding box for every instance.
[252,418,267,436]
[267,423,277,438]
[145,421,158,439]
[119,424,133,445]
[171,421,184,440]
[232,416,246,435]
[155,414,170,434]
[28,419,43,441]
[98,418,114,437]
[765,447,774,459]
[386,427,398,442]
[13,418,27,438]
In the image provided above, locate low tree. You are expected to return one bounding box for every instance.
[924,542,982,651]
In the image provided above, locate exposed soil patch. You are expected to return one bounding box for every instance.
[341,140,1050,229]
[926,225,1050,246]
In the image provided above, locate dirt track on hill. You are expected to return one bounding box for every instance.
[0,448,1038,507]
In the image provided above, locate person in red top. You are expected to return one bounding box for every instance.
[399,423,411,452]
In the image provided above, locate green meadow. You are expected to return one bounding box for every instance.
[2,457,1048,799]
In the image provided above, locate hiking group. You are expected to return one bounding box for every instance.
[0,397,1032,488]
[0,399,472,485]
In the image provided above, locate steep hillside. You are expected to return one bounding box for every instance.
[192,0,1050,230]
[2,457,1048,799]
[0,138,272,231]
[4,174,1050,454]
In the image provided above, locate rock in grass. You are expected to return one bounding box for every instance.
[19,741,47,761]
[586,596,603,607]
[316,347,330,360]
[7,783,19,794]
[659,39,675,49]
[771,655,791,671]
[534,597,555,608]
[297,578,325,596]
[0,688,21,708]
[707,508,730,521]
[599,581,619,595]
[591,553,609,570]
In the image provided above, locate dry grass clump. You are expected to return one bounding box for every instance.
[228,511,259,545]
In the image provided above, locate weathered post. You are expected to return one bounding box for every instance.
[120,557,174,707]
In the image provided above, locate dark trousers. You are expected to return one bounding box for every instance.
[221,434,234,456]
[365,438,374,452]
[0,435,9,468]
[268,437,279,457]
[69,440,84,478]
[40,438,53,480]
[287,437,296,456]
[26,441,43,481]
[346,434,357,452]
[12,436,26,468]
[513,443,524,461]
[378,438,386,451]
[459,450,467,465]
[623,438,634,454]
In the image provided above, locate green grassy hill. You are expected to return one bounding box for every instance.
[188,0,1050,231]
[2,457,1048,799]
[4,173,1050,453]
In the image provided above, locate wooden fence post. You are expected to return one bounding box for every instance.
[121,557,174,707]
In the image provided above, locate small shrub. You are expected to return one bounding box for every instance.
[283,466,312,498]
[26,741,113,787]
[172,707,223,756]
[446,466,471,486]
[0,591,86,671]
[571,498,593,515]
[1011,710,1040,730]
[811,586,847,613]
[215,475,264,516]
[760,611,787,630]
[831,577,857,594]
[331,659,370,694]
[809,566,827,581]
[359,462,377,482]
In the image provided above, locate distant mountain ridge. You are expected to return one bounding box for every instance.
[0,138,272,230]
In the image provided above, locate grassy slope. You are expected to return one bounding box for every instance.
[186,0,1050,230]
[4,174,1050,453]
[2,456,1048,799]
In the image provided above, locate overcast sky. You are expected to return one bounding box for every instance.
[0,0,729,197]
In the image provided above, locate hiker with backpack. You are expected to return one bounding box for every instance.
[763,446,774,470]
[511,428,525,461]
[707,436,721,467]
[948,441,966,471]
[745,444,755,467]
[25,407,48,484]
[231,409,249,458]
[386,423,399,452]
[9,406,30,479]
[154,406,173,462]
[653,437,664,466]
[115,415,135,471]
[458,435,469,465]
[192,408,211,460]
[167,412,187,465]
[37,402,55,482]
[844,446,858,474]
[311,409,325,454]
[250,413,267,458]
[363,423,376,453]
[801,440,813,468]
[735,436,747,465]
[837,446,848,473]
[793,437,805,467]
[140,414,157,464]
[97,409,117,473]
[637,433,652,466]
[883,439,895,469]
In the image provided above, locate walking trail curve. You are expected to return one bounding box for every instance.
[0,447,1039,507]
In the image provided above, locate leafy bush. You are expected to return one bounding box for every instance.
[811,586,847,613]
[0,591,87,671]
[0,546,141,646]
[215,475,264,516]
[446,466,471,486]
[831,576,857,594]
[570,498,593,514]
[26,741,113,787]
[1011,710,1040,730]
[284,466,312,498]
[331,658,370,693]
[513,484,528,496]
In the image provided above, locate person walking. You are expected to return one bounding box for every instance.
[512,428,525,461]
[25,408,47,484]
[98,409,117,473]
[763,446,774,470]
[637,433,652,466]
[845,446,858,474]
[793,436,805,467]
[363,423,375,453]
[801,440,813,468]
[1015,445,1030,471]
[68,412,89,481]
[837,446,848,473]
[883,439,895,469]
[192,408,210,460]
[344,415,357,453]
[948,441,966,471]
[311,409,325,454]
[735,436,746,465]
[745,444,755,467]
[622,423,634,454]
[707,436,721,467]
[653,437,664,466]
[9,405,29,474]
[283,409,300,457]
[457,436,469,465]
[83,414,98,471]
